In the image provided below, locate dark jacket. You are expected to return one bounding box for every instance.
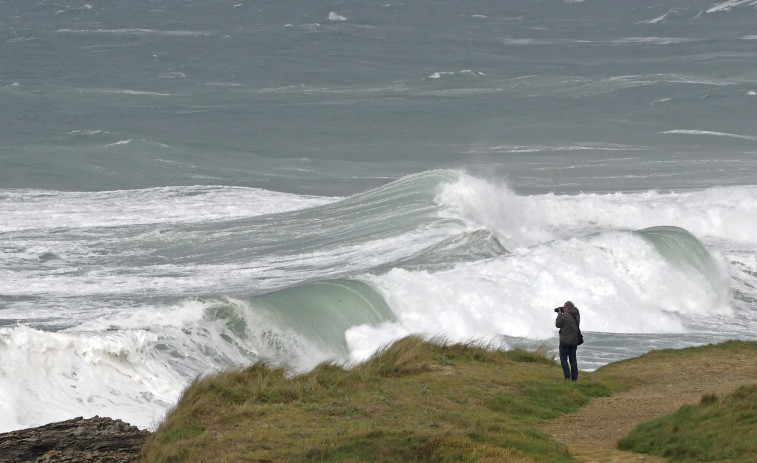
[556,306,581,346]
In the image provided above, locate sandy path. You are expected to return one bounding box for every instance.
[541,347,757,463]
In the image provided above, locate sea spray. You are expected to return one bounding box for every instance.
[0,325,183,433]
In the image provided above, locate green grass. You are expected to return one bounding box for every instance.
[142,336,616,462]
[142,338,757,462]
[488,381,611,422]
[618,385,757,462]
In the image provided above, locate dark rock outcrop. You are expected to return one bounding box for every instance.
[0,416,150,463]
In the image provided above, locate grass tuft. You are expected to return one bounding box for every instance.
[487,381,611,422]
[505,344,556,365]
[618,384,757,461]
[354,335,438,377]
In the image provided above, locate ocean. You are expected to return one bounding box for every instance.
[1,0,756,432]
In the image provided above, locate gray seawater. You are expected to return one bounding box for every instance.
[1,0,756,432]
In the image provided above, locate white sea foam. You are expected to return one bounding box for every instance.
[654,74,735,86]
[501,38,549,45]
[0,299,260,431]
[0,262,254,300]
[2,174,756,432]
[612,37,693,45]
[637,11,678,24]
[662,129,757,141]
[159,71,187,79]
[67,129,103,135]
[328,12,347,21]
[0,294,346,432]
[0,325,184,432]
[434,174,757,247]
[706,0,757,13]
[56,28,212,37]
[349,229,732,363]
[428,70,486,79]
[428,72,453,79]
[0,186,336,233]
[468,142,650,154]
[93,88,171,96]
[104,139,132,147]
[342,175,755,364]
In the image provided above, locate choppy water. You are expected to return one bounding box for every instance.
[1,0,756,432]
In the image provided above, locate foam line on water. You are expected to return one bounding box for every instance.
[0,186,336,233]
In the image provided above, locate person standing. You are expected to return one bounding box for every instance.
[555,301,581,381]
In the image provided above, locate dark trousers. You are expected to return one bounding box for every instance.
[559,342,578,381]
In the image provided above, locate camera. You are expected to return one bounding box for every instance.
[554,307,564,313]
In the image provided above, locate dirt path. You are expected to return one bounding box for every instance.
[542,346,757,463]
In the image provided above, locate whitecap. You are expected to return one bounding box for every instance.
[56,28,212,37]
[502,38,549,45]
[427,70,485,79]
[706,0,757,13]
[637,10,681,24]
[104,139,132,147]
[612,37,692,45]
[67,129,104,136]
[0,325,184,432]
[662,130,757,141]
[94,88,171,96]
[469,142,651,154]
[0,186,337,233]
[328,12,347,21]
[159,71,186,79]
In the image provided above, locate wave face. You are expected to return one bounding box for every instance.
[2,171,757,432]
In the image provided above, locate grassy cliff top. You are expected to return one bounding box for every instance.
[142,337,757,462]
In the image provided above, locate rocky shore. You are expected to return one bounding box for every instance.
[0,416,149,463]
